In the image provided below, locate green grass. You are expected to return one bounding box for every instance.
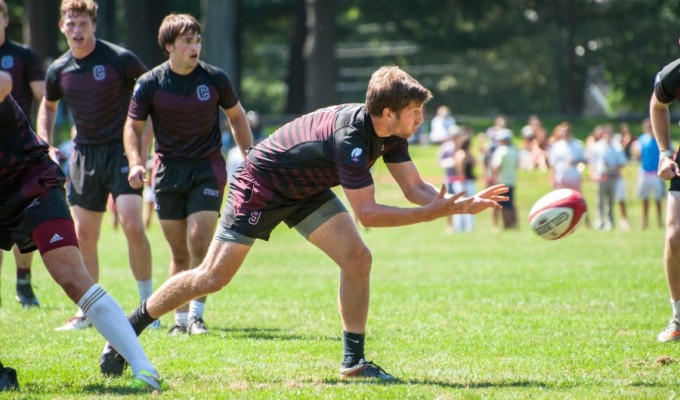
[0,145,676,399]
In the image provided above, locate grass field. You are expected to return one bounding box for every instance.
[0,144,677,399]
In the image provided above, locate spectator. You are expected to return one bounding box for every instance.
[429,105,457,145]
[632,118,665,229]
[490,128,520,230]
[589,124,627,230]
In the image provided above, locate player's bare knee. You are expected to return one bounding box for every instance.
[341,245,372,276]
[200,272,231,293]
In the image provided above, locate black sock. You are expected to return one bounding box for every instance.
[342,331,365,368]
[127,300,156,336]
[16,269,30,282]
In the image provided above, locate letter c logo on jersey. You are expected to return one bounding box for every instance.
[93,65,106,81]
[1,56,13,69]
[196,85,211,101]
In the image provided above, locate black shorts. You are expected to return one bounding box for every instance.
[498,186,515,210]
[68,142,142,212]
[0,159,72,252]
[219,164,341,241]
[154,153,227,220]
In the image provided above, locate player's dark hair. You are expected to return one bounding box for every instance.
[60,0,98,24]
[365,66,432,117]
[158,13,201,55]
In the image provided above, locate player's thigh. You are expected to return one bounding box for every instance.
[70,205,104,239]
[306,211,369,268]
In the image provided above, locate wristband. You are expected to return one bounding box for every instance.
[660,149,674,160]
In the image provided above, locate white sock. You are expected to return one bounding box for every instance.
[137,279,154,303]
[75,308,85,318]
[78,284,157,377]
[188,300,205,320]
[175,311,188,326]
[671,298,680,319]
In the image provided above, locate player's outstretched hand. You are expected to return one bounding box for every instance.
[128,164,147,189]
[462,184,510,215]
[428,184,473,218]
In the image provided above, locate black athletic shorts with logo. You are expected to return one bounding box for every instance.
[219,163,344,241]
[68,142,142,212]
[153,152,227,220]
[0,158,72,252]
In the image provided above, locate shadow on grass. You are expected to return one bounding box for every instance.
[323,378,553,389]
[210,326,336,341]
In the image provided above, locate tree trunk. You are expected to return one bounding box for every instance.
[201,0,241,94]
[23,0,59,62]
[284,0,306,114]
[303,0,336,112]
[122,0,169,68]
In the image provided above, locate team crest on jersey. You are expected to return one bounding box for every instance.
[1,56,13,69]
[196,84,210,101]
[350,147,364,163]
[93,65,106,81]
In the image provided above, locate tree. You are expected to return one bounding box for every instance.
[201,0,242,94]
[303,0,336,111]
[23,0,59,62]
[122,0,170,67]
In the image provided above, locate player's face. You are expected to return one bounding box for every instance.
[60,13,96,57]
[387,102,425,140]
[168,33,202,74]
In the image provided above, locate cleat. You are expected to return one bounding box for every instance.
[168,324,187,336]
[100,342,127,376]
[149,319,162,329]
[340,359,395,381]
[55,316,92,331]
[130,370,168,393]
[0,364,19,392]
[16,279,40,308]
[658,318,680,342]
[188,317,208,335]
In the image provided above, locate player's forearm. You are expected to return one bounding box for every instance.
[650,95,673,151]
[231,115,253,156]
[403,181,441,206]
[355,202,438,228]
[123,120,145,167]
[36,102,56,145]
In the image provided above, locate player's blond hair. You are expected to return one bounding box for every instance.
[158,13,201,55]
[365,66,432,116]
[60,0,98,23]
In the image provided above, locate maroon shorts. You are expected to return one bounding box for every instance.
[0,159,73,252]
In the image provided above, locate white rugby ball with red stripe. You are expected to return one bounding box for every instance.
[528,189,587,240]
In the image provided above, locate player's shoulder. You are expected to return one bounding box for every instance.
[197,61,229,82]
[4,40,36,56]
[332,104,367,129]
[48,50,74,72]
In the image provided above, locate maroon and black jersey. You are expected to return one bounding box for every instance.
[654,58,680,104]
[245,104,411,199]
[128,61,238,160]
[45,39,147,145]
[0,95,48,188]
[0,40,44,116]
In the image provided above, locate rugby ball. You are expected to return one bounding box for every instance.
[528,189,587,240]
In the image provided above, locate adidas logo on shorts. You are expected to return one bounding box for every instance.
[203,188,220,197]
[49,233,64,244]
